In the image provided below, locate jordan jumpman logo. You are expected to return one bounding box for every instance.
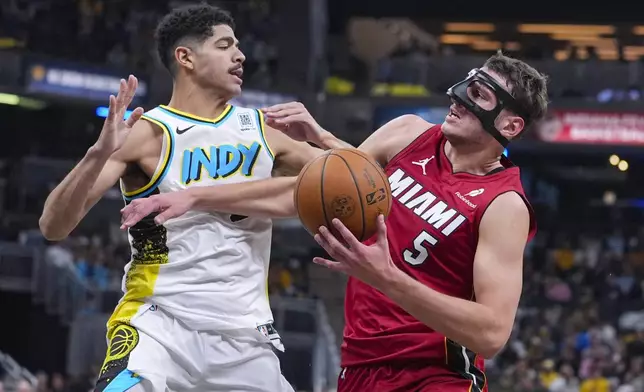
[412,156,435,175]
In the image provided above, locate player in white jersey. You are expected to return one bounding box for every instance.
[39,4,325,392]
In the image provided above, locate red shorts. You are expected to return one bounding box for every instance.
[337,364,487,392]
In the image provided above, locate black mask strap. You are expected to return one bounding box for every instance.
[447,69,529,148]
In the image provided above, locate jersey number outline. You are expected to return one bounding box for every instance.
[402,230,438,265]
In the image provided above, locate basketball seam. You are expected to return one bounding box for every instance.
[344,149,392,215]
[320,153,332,232]
[332,152,367,242]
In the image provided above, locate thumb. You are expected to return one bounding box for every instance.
[376,214,388,245]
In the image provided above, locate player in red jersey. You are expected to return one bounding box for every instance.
[119,52,547,391]
[281,52,548,391]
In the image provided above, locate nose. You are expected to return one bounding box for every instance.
[235,47,246,63]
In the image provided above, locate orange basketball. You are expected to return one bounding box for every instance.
[294,148,392,242]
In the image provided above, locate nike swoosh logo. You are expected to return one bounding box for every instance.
[176,125,195,134]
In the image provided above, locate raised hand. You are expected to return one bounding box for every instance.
[261,101,323,143]
[93,75,144,155]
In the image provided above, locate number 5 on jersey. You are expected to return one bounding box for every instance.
[403,231,438,265]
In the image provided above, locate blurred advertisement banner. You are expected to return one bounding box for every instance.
[24,59,148,103]
[535,110,644,145]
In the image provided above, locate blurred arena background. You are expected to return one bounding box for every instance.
[1,0,644,391]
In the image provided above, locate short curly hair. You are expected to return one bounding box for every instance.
[155,4,235,74]
[483,52,549,135]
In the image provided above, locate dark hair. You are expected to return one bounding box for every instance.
[484,52,549,134]
[155,4,235,74]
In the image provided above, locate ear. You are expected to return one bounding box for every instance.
[498,114,525,140]
[175,46,195,71]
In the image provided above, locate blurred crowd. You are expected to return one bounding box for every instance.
[0,0,278,85]
[0,370,96,392]
[490,224,644,392]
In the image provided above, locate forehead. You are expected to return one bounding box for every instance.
[478,67,511,93]
[209,24,236,40]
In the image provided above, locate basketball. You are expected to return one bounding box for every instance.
[294,148,392,242]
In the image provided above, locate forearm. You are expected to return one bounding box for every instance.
[315,129,354,150]
[189,176,298,219]
[382,269,506,358]
[39,147,111,240]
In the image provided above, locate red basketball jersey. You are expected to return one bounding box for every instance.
[341,125,536,388]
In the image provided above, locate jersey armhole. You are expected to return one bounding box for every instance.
[474,190,537,242]
[121,115,175,200]
[255,109,275,161]
[385,124,441,170]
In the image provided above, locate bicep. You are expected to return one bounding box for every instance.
[473,192,530,334]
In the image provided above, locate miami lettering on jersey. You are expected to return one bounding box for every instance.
[181,141,262,184]
[388,168,467,266]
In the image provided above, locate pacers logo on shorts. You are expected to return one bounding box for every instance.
[100,324,140,375]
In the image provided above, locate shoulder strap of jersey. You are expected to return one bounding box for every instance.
[387,124,441,170]
[233,106,275,161]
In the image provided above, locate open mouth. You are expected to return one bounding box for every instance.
[448,106,461,119]
[229,66,244,81]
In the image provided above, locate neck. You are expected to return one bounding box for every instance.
[444,140,504,175]
[167,79,231,119]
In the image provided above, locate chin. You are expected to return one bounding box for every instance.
[227,84,242,97]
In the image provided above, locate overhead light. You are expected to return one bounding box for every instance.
[444,23,495,33]
[0,93,19,105]
[609,154,620,165]
[603,190,616,206]
[518,24,615,35]
[440,34,483,45]
[471,40,502,51]
[0,93,46,109]
[618,160,629,171]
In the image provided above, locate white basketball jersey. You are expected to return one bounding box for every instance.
[109,104,277,338]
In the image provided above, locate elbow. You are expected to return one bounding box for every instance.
[477,329,510,360]
[39,215,67,242]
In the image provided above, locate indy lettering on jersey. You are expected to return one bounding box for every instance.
[181,141,262,184]
[388,168,467,266]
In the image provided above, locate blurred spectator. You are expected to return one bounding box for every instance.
[35,371,49,392]
[549,363,579,392]
[49,373,66,392]
[15,379,34,392]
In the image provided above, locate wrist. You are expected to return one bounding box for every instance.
[378,264,408,296]
[87,144,113,161]
[184,187,202,209]
[316,129,337,149]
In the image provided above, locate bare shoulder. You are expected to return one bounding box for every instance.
[359,114,434,166]
[480,192,530,237]
[112,116,164,164]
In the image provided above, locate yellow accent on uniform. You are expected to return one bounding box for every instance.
[121,115,173,198]
[256,109,275,159]
[159,104,233,124]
